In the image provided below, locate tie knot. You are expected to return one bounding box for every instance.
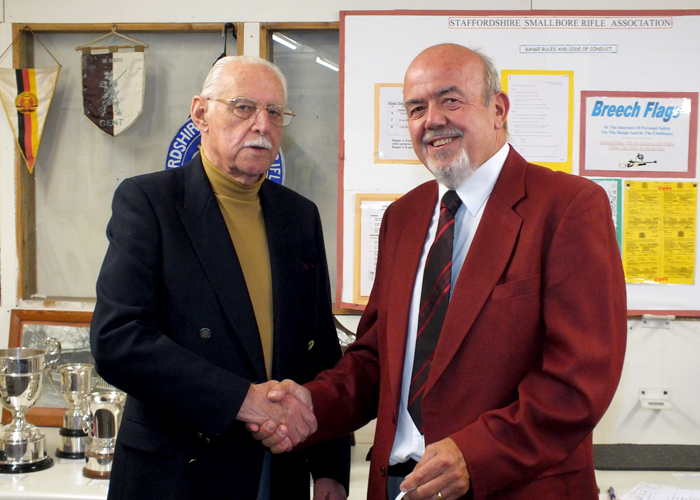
[441,190,462,216]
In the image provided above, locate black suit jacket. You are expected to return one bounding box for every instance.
[91,155,349,499]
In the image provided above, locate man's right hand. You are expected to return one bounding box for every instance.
[237,381,317,449]
[246,379,314,453]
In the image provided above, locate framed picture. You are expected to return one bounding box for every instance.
[580,90,698,178]
[2,309,94,427]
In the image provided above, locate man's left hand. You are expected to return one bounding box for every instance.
[401,438,470,500]
[313,478,347,500]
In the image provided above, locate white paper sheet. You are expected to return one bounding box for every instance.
[622,482,700,500]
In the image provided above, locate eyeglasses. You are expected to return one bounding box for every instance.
[205,97,295,127]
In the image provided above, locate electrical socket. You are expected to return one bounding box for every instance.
[639,387,672,410]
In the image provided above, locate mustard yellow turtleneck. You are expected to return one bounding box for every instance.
[201,151,273,379]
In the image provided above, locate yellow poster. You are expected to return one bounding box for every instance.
[623,181,697,284]
[501,69,574,173]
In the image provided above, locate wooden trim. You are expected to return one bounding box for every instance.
[1,407,62,427]
[627,311,700,318]
[8,310,93,338]
[262,22,339,30]
[14,26,37,301]
[332,307,362,316]
[15,153,36,300]
[260,23,272,61]
[15,23,224,33]
[236,22,245,56]
[2,309,93,427]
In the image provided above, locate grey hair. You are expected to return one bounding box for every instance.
[472,49,501,107]
[200,55,288,103]
[471,48,507,134]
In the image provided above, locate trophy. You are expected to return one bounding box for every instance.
[51,363,94,459]
[82,390,126,479]
[0,337,61,473]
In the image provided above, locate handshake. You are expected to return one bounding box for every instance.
[236,379,314,453]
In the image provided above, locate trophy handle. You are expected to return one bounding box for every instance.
[44,337,62,393]
[48,371,60,394]
[44,337,62,370]
[81,411,94,437]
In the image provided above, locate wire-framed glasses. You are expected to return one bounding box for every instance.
[206,97,295,127]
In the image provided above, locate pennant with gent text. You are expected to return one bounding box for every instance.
[0,66,60,173]
[82,50,145,136]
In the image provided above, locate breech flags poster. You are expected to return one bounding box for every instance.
[0,66,60,173]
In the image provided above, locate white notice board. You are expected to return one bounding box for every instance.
[337,9,700,314]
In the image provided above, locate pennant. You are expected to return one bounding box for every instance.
[82,51,145,136]
[0,66,60,173]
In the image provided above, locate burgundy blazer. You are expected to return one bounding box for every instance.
[307,147,627,500]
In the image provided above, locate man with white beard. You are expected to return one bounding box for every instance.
[253,44,627,500]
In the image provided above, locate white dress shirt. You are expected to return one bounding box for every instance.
[389,143,510,465]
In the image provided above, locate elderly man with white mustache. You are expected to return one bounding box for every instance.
[90,55,350,500]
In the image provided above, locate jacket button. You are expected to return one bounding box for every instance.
[307,340,314,350]
[380,466,386,477]
[392,413,396,424]
[199,328,212,339]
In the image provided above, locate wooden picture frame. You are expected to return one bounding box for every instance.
[2,309,93,427]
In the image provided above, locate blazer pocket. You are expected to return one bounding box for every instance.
[491,274,541,300]
[117,416,177,457]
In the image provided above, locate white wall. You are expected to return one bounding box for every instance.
[7,0,700,24]
[5,0,531,24]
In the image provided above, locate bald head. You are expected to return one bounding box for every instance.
[402,43,509,186]
[406,44,502,108]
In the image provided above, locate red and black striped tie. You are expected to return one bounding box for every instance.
[408,190,462,434]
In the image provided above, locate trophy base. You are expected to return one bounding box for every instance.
[56,426,90,459]
[83,449,114,480]
[55,448,85,460]
[0,422,53,472]
[0,456,53,474]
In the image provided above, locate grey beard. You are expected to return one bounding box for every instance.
[425,148,475,190]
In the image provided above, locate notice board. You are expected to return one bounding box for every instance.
[337,10,700,314]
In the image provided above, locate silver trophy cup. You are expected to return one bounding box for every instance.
[52,363,94,459]
[0,338,61,473]
[82,390,126,479]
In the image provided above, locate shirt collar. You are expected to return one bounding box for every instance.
[438,143,510,217]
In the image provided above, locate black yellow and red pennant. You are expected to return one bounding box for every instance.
[0,67,60,173]
[0,28,61,173]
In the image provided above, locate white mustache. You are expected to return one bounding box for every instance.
[422,127,464,146]
[244,137,273,149]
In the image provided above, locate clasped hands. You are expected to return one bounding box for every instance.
[236,380,315,452]
[238,382,347,500]
[241,380,471,500]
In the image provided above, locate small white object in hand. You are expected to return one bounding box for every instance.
[395,487,417,500]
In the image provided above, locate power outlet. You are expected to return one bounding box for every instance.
[639,387,672,410]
